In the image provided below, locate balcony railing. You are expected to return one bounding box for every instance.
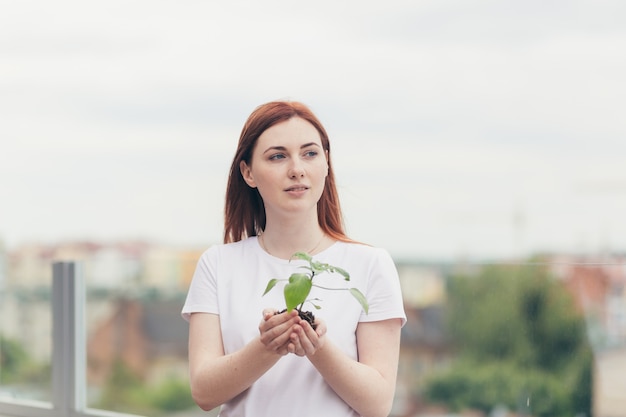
[0,262,142,417]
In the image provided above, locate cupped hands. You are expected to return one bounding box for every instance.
[259,309,326,357]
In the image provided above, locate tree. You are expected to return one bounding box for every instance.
[0,335,29,382]
[96,358,195,416]
[423,262,593,416]
[0,334,50,386]
[96,358,149,414]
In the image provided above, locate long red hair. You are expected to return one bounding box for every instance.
[223,101,350,244]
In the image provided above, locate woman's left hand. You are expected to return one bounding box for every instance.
[288,317,327,357]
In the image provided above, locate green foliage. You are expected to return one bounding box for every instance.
[0,335,30,382]
[424,360,574,416]
[422,263,592,416]
[263,251,368,314]
[97,359,147,414]
[0,334,50,386]
[96,359,195,416]
[149,378,196,412]
[284,272,313,311]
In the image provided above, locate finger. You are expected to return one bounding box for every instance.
[259,321,295,347]
[259,314,300,351]
[288,328,306,356]
[259,309,296,331]
[300,319,327,356]
[274,325,305,356]
[262,308,276,320]
[276,343,290,356]
[314,319,327,338]
[260,328,293,352]
[293,323,317,355]
[276,334,298,355]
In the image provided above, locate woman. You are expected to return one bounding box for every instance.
[182,100,406,417]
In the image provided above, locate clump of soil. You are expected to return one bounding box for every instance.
[278,309,317,330]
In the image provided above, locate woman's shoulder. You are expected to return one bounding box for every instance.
[331,240,395,267]
[334,240,390,256]
[199,237,258,260]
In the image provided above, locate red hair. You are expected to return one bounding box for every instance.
[223,101,350,244]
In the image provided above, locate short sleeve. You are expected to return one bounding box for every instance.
[360,248,407,327]
[181,247,220,321]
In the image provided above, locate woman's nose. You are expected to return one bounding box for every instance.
[288,161,305,178]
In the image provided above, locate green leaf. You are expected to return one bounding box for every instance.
[284,273,312,312]
[307,298,323,310]
[332,266,350,281]
[310,260,329,274]
[349,288,369,314]
[262,279,280,296]
[291,252,312,262]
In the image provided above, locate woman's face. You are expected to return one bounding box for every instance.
[240,117,329,219]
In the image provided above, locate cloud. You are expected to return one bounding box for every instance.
[1,0,625,259]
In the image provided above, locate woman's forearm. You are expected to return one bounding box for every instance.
[190,337,281,410]
[307,341,397,417]
[189,311,301,410]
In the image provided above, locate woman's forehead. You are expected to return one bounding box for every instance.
[256,117,322,147]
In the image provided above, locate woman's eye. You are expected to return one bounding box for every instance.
[269,153,286,160]
[304,150,318,158]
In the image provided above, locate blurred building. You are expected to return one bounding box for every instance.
[87,297,189,386]
[393,261,452,416]
[3,243,626,416]
[594,348,626,417]
[0,240,205,363]
[549,254,626,417]
[549,254,626,349]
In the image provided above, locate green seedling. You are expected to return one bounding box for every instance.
[262,252,369,316]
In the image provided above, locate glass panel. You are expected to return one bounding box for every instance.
[0,243,52,403]
[82,243,206,416]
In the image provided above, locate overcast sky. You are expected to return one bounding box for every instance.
[1,0,625,260]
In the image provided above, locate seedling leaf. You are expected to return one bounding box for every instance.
[349,288,369,314]
[291,252,312,262]
[284,273,312,312]
[263,278,280,296]
[309,260,328,274]
[333,266,350,281]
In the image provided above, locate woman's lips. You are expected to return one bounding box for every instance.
[284,185,309,195]
[284,185,309,192]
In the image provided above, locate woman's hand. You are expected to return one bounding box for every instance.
[288,317,327,357]
[258,309,300,355]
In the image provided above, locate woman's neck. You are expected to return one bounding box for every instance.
[259,215,328,259]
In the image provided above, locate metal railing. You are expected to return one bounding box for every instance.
[0,262,142,417]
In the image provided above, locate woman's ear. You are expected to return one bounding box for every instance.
[240,160,257,188]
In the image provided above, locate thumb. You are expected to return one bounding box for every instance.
[262,308,277,320]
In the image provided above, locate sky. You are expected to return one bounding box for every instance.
[1,0,625,260]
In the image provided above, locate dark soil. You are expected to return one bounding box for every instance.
[278,309,317,330]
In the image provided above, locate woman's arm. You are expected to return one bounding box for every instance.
[298,318,402,417]
[188,310,300,410]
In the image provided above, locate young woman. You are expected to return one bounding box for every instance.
[182,101,406,417]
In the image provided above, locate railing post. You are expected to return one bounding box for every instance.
[52,261,86,417]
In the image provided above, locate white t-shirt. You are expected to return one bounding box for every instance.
[182,237,406,417]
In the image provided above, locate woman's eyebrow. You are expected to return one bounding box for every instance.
[262,142,321,155]
[262,145,287,155]
[301,142,321,149]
